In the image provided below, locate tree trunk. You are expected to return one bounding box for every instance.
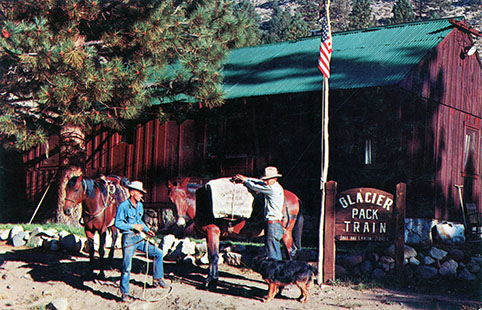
[56,125,86,225]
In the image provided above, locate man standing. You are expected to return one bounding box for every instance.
[115,181,166,302]
[235,166,285,260]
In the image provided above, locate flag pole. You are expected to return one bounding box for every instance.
[317,0,331,286]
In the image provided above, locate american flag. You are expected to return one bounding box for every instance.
[318,14,332,79]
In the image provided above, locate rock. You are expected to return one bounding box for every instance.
[46,297,68,310]
[379,256,395,271]
[424,255,436,265]
[337,254,363,268]
[372,268,386,279]
[9,226,23,239]
[470,256,482,267]
[366,252,379,262]
[386,244,417,259]
[448,249,464,262]
[360,260,373,274]
[429,247,447,260]
[42,228,59,238]
[162,234,177,254]
[181,238,196,255]
[467,261,481,273]
[439,259,458,277]
[183,255,196,265]
[0,229,10,241]
[417,265,438,279]
[199,253,209,265]
[58,230,70,239]
[59,234,81,252]
[458,268,477,281]
[28,235,44,248]
[335,264,347,277]
[408,257,420,266]
[224,252,243,266]
[48,240,59,251]
[11,231,27,247]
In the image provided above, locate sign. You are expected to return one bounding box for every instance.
[335,188,394,241]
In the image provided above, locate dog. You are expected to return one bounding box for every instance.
[252,257,316,303]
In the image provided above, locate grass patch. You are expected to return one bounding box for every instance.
[0,223,85,237]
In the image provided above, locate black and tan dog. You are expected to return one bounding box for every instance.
[252,257,316,303]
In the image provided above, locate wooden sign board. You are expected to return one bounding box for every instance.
[321,182,406,284]
[335,188,394,241]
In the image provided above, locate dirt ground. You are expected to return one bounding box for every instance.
[0,242,481,310]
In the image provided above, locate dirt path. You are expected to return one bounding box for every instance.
[0,243,480,310]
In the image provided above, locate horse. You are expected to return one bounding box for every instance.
[168,177,304,289]
[63,175,130,278]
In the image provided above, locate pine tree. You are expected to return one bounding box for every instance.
[391,0,415,24]
[0,0,256,223]
[233,0,262,46]
[349,0,373,30]
[295,0,323,31]
[331,0,351,31]
[262,1,310,44]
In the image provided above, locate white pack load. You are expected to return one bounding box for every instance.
[207,177,255,219]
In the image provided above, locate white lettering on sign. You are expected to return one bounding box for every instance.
[338,191,393,211]
[343,221,388,234]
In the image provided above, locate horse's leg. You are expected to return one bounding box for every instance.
[98,231,107,279]
[85,230,96,278]
[203,224,220,289]
[108,227,118,263]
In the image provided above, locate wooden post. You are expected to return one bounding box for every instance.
[323,180,337,283]
[394,182,406,276]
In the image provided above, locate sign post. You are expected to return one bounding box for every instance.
[322,183,406,283]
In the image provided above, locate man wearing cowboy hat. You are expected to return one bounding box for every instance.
[234,166,285,260]
[115,180,166,302]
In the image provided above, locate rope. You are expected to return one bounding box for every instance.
[142,236,150,300]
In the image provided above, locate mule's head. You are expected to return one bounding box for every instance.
[64,176,84,216]
[168,178,193,228]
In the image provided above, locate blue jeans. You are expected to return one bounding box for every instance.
[120,233,164,294]
[265,222,284,260]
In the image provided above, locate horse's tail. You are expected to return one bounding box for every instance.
[292,198,304,255]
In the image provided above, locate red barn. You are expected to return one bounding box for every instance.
[9,17,482,225]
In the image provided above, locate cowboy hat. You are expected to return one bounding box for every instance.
[127,180,147,193]
[261,166,282,180]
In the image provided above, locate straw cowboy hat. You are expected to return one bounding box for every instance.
[127,181,147,193]
[261,166,283,180]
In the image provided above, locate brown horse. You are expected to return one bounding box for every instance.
[64,175,129,278]
[168,177,304,289]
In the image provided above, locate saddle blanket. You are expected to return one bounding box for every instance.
[207,178,255,219]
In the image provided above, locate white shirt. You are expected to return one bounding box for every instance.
[243,178,284,221]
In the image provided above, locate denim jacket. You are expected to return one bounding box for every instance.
[115,198,149,234]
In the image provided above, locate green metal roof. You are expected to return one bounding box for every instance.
[222,18,459,99]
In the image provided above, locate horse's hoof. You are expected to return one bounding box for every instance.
[204,277,218,290]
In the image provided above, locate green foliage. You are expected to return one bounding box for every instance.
[349,0,373,30]
[0,223,85,236]
[331,0,351,31]
[391,0,415,24]
[0,0,255,152]
[262,1,310,44]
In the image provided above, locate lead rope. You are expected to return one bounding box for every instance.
[142,235,150,300]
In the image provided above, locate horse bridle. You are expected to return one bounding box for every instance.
[64,179,85,204]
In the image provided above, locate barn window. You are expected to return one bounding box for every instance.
[365,139,373,165]
[463,127,479,175]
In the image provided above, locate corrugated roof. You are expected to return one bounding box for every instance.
[222,18,459,99]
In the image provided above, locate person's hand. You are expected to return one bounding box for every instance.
[146,230,155,237]
[133,224,144,232]
[234,174,246,182]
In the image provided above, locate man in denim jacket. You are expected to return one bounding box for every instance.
[115,181,166,302]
